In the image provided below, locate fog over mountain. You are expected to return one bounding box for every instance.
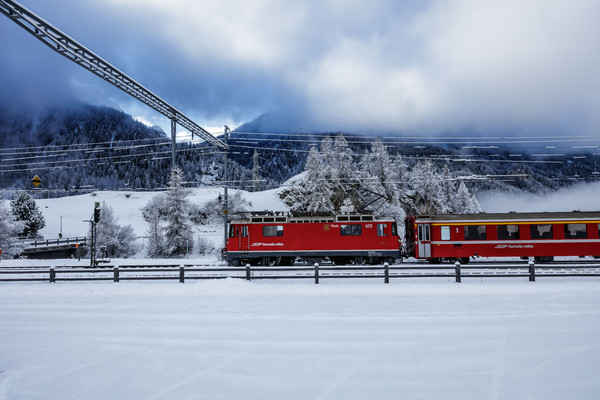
[1,1,599,137]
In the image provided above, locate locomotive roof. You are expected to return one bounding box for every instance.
[230,213,396,224]
[415,211,600,222]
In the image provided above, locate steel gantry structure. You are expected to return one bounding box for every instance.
[0,0,229,167]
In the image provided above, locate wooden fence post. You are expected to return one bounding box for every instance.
[314,262,319,284]
[529,260,535,282]
[179,266,185,283]
[455,261,461,283]
[114,267,119,283]
[384,262,389,284]
[246,264,251,281]
[49,268,55,283]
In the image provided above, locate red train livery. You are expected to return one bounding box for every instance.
[404,211,600,263]
[225,213,401,266]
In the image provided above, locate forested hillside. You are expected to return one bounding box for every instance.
[1,103,598,199]
[0,103,259,196]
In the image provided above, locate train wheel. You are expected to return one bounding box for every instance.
[385,257,395,265]
[428,258,442,264]
[459,257,470,265]
[231,258,240,266]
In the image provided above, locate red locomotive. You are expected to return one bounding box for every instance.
[225,212,401,266]
[404,211,600,263]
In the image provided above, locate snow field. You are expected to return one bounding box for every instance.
[1,279,600,400]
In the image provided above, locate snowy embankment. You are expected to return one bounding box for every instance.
[33,187,289,258]
[1,279,600,399]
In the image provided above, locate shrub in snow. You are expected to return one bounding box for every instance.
[196,235,216,256]
[93,201,138,258]
[0,199,25,258]
[10,190,46,238]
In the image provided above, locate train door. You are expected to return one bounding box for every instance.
[240,225,249,253]
[417,223,431,258]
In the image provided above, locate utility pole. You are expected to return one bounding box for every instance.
[223,125,230,249]
[223,125,230,251]
[171,117,177,171]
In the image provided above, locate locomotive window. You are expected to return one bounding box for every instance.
[229,226,237,238]
[441,226,451,241]
[341,224,362,236]
[263,225,283,237]
[564,223,587,239]
[391,223,398,236]
[377,224,387,236]
[241,226,248,237]
[497,224,520,240]
[530,224,553,239]
[464,225,487,240]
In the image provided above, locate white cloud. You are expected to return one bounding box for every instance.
[9,0,600,135]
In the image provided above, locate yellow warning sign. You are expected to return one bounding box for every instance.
[32,175,41,187]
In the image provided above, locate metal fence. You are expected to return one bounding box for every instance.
[2,261,600,283]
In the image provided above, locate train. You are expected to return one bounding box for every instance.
[405,211,600,263]
[223,211,600,265]
[224,212,400,266]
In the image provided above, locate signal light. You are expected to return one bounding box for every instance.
[94,208,100,223]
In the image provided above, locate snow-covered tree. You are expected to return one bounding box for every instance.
[162,167,194,257]
[358,139,406,221]
[94,201,138,258]
[303,147,334,213]
[10,190,46,238]
[330,134,359,210]
[393,153,413,213]
[409,160,448,215]
[142,194,166,257]
[440,166,457,212]
[452,182,482,213]
[0,199,25,258]
[252,149,261,192]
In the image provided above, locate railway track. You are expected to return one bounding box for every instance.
[2,260,600,283]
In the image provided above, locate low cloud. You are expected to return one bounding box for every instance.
[479,181,600,213]
[2,0,599,135]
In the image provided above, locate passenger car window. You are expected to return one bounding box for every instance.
[497,224,520,240]
[530,224,553,239]
[441,226,450,241]
[464,225,486,240]
[564,223,587,239]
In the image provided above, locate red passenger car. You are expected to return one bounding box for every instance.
[225,213,401,266]
[404,211,600,263]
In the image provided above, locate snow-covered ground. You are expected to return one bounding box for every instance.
[1,279,599,399]
[2,184,600,399]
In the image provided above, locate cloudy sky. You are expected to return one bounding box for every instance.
[1,0,599,136]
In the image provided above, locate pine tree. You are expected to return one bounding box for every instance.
[0,199,25,258]
[409,160,448,215]
[10,190,46,238]
[393,154,413,213]
[162,167,194,257]
[303,147,334,213]
[252,149,261,192]
[440,166,457,212]
[143,194,166,258]
[330,134,359,211]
